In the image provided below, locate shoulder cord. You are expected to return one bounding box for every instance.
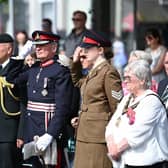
[0,77,20,116]
[145,93,167,116]
[145,93,165,106]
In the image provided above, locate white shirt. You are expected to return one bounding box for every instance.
[106,90,168,166]
[1,59,10,69]
[146,45,166,83]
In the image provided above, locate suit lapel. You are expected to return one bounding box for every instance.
[0,65,8,76]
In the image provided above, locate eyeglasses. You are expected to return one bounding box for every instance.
[123,75,140,83]
[80,56,87,59]
[123,75,132,82]
[72,18,83,22]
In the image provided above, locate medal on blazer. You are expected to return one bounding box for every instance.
[41,89,48,96]
[41,77,48,96]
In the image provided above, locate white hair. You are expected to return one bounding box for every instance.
[129,50,152,65]
[124,60,152,89]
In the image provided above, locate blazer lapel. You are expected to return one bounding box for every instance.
[0,64,9,76]
[87,61,107,81]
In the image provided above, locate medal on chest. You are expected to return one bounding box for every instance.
[41,89,48,96]
[41,77,48,96]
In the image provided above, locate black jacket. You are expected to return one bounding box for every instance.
[0,59,24,142]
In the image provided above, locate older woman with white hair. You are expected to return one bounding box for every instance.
[128,50,152,64]
[105,60,168,168]
[123,50,157,95]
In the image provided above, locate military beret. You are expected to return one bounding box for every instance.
[80,30,111,48]
[32,30,60,45]
[0,33,14,43]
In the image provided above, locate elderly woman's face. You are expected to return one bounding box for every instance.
[123,71,144,94]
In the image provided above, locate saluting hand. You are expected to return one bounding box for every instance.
[73,47,82,63]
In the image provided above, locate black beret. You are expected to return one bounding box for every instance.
[0,33,14,43]
[80,30,111,48]
[32,30,60,45]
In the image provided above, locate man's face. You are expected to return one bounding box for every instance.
[72,13,86,29]
[35,43,57,62]
[0,43,12,64]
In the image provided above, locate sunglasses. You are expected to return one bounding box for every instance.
[123,75,134,82]
[72,18,83,22]
[80,56,87,59]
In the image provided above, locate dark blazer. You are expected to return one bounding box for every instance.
[157,78,168,97]
[9,56,73,144]
[0,59,23,142]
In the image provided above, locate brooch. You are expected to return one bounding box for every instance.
[126,107,135,125]
[115,107,136,127]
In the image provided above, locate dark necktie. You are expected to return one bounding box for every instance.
[161,86,168,105]
[0,65,2,71]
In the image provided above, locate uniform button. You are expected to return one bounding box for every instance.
[27,112,31,116]
[33,90,36,93]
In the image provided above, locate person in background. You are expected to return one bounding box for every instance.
[70,30,122,168]
[24,52,36,67]
[0,33,24,168]
[14,30,29,56]
[111,36,127,78]
[128,50,152,65]
[7,31,73,168]
[60,10,89,58]
[21,52,37,118]
[59,10,89,168]
[157,51,168,111]
[42,18,53,33]
[145,28,167,84]
[106,60,168,168]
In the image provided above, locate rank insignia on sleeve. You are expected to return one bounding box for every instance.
[111,90,123,100]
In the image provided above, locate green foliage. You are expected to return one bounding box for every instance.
[0,0,7,3]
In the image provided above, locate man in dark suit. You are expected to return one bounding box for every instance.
[7,31,74,168]
[0,33,23,168]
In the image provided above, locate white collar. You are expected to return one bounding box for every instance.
[1,59,10,68]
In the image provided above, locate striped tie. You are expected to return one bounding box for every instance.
[161,86,168,107]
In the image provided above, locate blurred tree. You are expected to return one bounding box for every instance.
[0,0,7,3]
[0,0,8,32]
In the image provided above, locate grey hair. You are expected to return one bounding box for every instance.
[130,50,152,65]
[124,60,152,89]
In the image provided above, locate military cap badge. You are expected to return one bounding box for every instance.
[35,33,40,41]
